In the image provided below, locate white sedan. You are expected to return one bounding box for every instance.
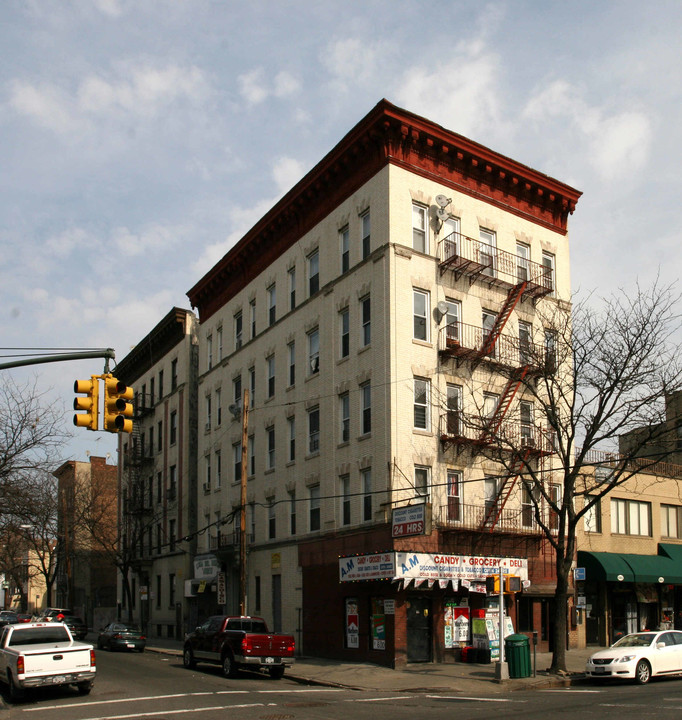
[585,630,682,684]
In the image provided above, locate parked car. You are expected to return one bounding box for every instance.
[585,630,682,684]
[38,608,73,622]
[14,614,32,624]
[0,612,18,628]
[59,615,88,641]
[97,622,146,652]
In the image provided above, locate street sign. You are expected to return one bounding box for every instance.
[574,567,586,581]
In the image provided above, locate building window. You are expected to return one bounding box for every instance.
[542,251,555,295]
[361,382,371,435]
[234,311,243,350]
[169,519,176,552]
[171,360,178,391]
[205,395,212,430]
[308,406,320,454]
[157,420,163,451]
[447,470,461,522]
[360,296,371,347]
[362,468,372,522]
[341,475,351,526]
[169,411,177,445]
[288,267,296,311]
[413,289,429,341]
[520,400,534,445]
[150,378,155,407]
[267,284,276,326]
[661,504,682,538]
[415,466,430,500]
[250,299,257,339]
[248,435,255,476]
[233,442,241,483]
[308,328,319,375]
[361,210,370,259]
[412,203,427,253]
[216,387,222,426]
[215,450,222,488]
[611,498,651,536]
[446,384,462,436]
[287,416,295,462]
[267,355,275,398]
[169,574,175,608]
[269,502,276,539]
[584,495,601,533]
[545,330,557,373]
[413,378,430,430]
[207,335,213,370]
[516,242,530,283]
[340,392,350,443]
[217,326,223,363]
[445,300,461,345]
[340,308,350,359]
[266,425,275,470]
[479,228,496,277]
[255,576,261,612]
[289,491,297,535]
[288,341,295,387]
[519,321,533,366]
[340,226,349,273]
[156,575,161,609]
[309,485,320,532]
[169,465,177,500]
[308,250,319,296]
[158,370,164,401]
[522,485,539,528]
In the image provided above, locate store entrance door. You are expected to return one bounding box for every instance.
[407,597,432,663]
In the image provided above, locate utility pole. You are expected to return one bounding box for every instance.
[239,389,250,616]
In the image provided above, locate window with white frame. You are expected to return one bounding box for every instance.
[413,289,429,341]
[446,384,462,436]
[170,410,177,445]
[361,211,370,259]
[308,328,319,375]
[308,250,319,296]
[516,242,530,283]
[362,468,372,522]
[445,299,461,345]
[340,475,351,526]
[248,434,255,476]
[479,228,496,276]
[519,321,533,365]
[414,466,430,500]
[360,296,370,347]
[519,400,534,444]
[442,217,460,259]
[207,334,213,370]
[340,226,350,273]
[288,267,296,311]
[233,375,241,406]
[215,450,222,488]
[482,310,497,357]
[542,251,555,295]
[309,485,320,531]
[412,203,428,253]
[266,425,275,470]
[287,415,295,462]
[249,367,255,407]
[413,378,430,430]
[361,382,371,435]
[308,406,320,454]
[216,387,222,426]
[234,312,242,350]
[217,326,223,363]
[340,308,350,358]
[205,394,212,430]
[611,498,651,536]
[340,392,350,443]
[250,299,257,339]
[584,495,601,533]
[233,442,241,483]
[661,504,682,538]
[288,341,295,387]
[267,355,275,398]
[447,470,461,522]
[267,284,276,326]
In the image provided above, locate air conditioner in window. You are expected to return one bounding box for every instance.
[202,482,211,493]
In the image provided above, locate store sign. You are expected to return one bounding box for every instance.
[339,553,395,582]
[394,553,528,582]
[392,504,426,537]
[217,572,226,605]
[194,555,220,579]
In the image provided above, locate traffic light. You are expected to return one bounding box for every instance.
[506,575,522,593]
[485,575,499,594]
[103,376,134,433]
[74,376,100,431]
[485,575,522,593]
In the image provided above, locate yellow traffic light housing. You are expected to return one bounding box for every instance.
[103,375,134,433]
[74,377,100,431]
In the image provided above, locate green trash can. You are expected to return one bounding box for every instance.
[504,634,531,678]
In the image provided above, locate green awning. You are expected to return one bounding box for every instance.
[578,549,682,584]
[578,551,635,582]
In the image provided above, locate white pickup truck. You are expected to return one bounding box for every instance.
[0,622,96,701]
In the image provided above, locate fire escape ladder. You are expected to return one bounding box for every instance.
[479,281,527,358]
[480,365,529,445]
[480,448,532,532]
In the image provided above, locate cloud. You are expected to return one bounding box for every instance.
[321,38,387,91]
[272,156,305,195]
[237,68,300,106]
[522,80,652,180]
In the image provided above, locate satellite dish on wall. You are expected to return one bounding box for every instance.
[437,301,449,315]
[228,402,242,419]
[435,194,452,208]
[437,207,450,221]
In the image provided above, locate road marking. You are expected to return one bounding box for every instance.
[540,689,601,693]
[425,695,526,703]
[347,696,413,702]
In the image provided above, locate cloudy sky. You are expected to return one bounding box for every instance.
[2,0,681,464]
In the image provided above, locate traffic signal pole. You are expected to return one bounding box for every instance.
[0,348,115,371]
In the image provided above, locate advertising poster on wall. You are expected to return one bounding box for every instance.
[445,603,470,648]
[346,598,359,649]
[371,598,385,650]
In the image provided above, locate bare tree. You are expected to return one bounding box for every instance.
[464,279,682,673]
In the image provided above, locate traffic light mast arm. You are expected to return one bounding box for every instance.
[0,348,115,371]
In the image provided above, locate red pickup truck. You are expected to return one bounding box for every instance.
[182,616,295,679]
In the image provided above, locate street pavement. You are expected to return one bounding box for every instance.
[145,637,594,693]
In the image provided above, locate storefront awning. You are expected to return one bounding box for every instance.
[578,550,682,584]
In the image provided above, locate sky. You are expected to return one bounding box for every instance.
[2,0,681,465]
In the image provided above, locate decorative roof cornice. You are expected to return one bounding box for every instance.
[187,99,581,322]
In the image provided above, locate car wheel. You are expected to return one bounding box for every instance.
[221,653,236,678]
[77,682,93,695]
[635,659,651,684]
[268,666,285,680]
[183,646,196,669]
[137,646,145,653]
[8,673,25,702]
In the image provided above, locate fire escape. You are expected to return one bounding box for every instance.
[437,230,556,533]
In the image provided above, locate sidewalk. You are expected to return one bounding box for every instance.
[145,638,593,693]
